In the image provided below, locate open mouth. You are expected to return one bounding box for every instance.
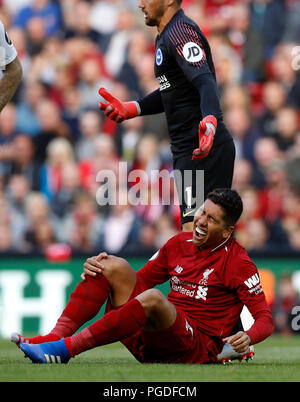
[194,226,207,240]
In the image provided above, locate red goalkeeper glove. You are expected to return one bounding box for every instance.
[192,115,217,160]
[99,87,140,123]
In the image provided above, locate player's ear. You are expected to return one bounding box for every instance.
[222,225,234,239]
[168,0,178,7]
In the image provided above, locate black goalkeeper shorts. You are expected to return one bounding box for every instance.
[173,139,235,226]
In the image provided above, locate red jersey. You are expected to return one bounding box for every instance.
[137,232,273,341]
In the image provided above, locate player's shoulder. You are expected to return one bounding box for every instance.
[229,237,253,260]
[165,231,192,245]
[164,9,206,49]
[163,231,194,252]
[227,237,257,273]
[165,9,198,37]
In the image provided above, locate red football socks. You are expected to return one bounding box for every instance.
[50,274,111,338]
[19,274,111,345]
[15,333,60,345]
[65,298,147,357]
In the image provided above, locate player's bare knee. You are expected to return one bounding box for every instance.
[101,255,134,281]
[136,289,166,314]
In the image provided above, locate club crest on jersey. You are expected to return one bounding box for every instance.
[198,268,214,285]
[156,48,163,66]
[182,42,203,63]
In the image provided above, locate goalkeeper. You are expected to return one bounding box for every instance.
[99,0,235,232]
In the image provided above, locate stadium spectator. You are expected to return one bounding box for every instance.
[79,133,121,201]
[9,134,40,190]
[59,190,102,253]
[251,137,283,189]
[0,102,18,145]
[15,80,45,136]
[33,98,71,164]
[282,188,300,251]
[135,222,158,256]
[257,80,287,138]
[271,43,300,109]
[6,174,30,243]
[224,105,261,163]
[75,109,104,162]
[154,212,179,249]
[60,85,82,139]
[221,84,251,113]
[120,116,144,165]
[273,106,299,152]
[62,0,104,46]
[13,0,62,37]
[0,192,19,252]
[25,16,48,56]
[104,8,137,79]
[117,28,154,98]
[97,188,142,255]
[232,158,253,194]
[89,0,122,36]
[0,104,18,177]
[208,30,243,91]
[0,222,15,252]
[21,191,59,253]
[51,162,82,219]
[26,217,57,254]
[257,159,287,224]
[77,55,113,111]
[39,137,75,200]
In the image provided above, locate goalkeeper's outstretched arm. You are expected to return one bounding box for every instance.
[99,87,164,123]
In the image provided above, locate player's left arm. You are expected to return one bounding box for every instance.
[190,74,221,160]
[0,56,22,112]
[0,21,22,112]
[225,257,274,351]
[167,23,222,159]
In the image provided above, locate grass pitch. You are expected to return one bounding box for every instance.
[0,335,299,383]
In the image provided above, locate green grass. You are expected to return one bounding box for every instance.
[0,335,299,382]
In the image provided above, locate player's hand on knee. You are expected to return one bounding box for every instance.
[99,88,139,123]
[81,255,105,280]
[96,251,108,261]
[192,115,217,160]
[222,331,251,354]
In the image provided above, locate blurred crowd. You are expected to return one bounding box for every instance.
[0,0,299,259]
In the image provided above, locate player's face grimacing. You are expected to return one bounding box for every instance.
[138,0,167,27]
[192,199,234,249]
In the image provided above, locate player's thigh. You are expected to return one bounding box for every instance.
[203,140,236,193]
[141,308,196,363]
[100,255,137,307]
[136,288,177,330]
[173,156,205,225]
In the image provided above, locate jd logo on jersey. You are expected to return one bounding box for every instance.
[183,42,203,63]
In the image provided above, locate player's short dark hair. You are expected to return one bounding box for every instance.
[207,188,243,226]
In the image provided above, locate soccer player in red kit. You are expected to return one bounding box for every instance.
[13,189,274,364]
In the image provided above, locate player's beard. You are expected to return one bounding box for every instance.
[144,2,165,27]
